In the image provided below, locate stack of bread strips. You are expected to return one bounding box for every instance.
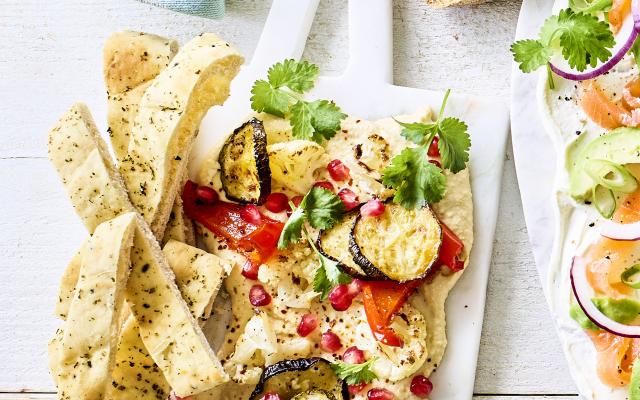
[48,31,243,398]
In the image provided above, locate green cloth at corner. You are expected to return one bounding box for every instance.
[137,0,225,19]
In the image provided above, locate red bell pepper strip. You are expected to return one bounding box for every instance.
[435,221,465,272]
[182,181,283,264]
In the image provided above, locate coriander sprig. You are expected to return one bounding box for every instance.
[277,187,350,299]
[251,59,346,143]
[381,89,470,209]
[331,357,379,385]
[511,8,615,88]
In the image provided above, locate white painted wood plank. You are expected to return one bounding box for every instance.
[0,0,580,395]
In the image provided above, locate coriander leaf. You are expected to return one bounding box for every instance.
[511,39,552,73]
[438,117,471,173]
[290,100,346,143]
[539,15,562,47]
[268,59,319,93]
[277,206,305,249]
[312,253,351,300]
[250,80,291,117]
[301,187,346,230]
[307,100,346,142]
[382,146,446,208]
[290,101,315,141]
[331,358,378,385]
[395,120,436,145]
[568,0,612,14]
[557,9,615,71]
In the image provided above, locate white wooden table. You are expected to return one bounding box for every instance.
[0,0,577,398]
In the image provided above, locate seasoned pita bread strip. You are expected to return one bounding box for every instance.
[163,240,230,320]
[104,31,178,162]
[52,212,137,399]
[54,239,85,319]
[106,317,169,400]
[126,216,228,396]
[48,104,136,319]
[48,103,135,233]
[163,180,195,246]
[107,241,229,399]
[103,31,194,246]
[121,33,243,237]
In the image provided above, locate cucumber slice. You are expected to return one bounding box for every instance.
[219,118,271,204]
[349,203,442,282]
[317,212,367,278]
[569,127,640,200]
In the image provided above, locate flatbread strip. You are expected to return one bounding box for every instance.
[120,33,243,237]
[48,103,135,233]
[103,31,194,246]
[126,216,228,396]
[108,241,230,399]
[51,212,136,400]
[104,31,179,163]
[48,104,137,319]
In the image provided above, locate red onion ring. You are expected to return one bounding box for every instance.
[549,0,640,81]
[601,219,640,240]
[570,257,640,337]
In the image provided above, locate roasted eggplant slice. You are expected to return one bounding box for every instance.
[219,118,271,204]
[317,212,367,278]
[349,203,442,282]
[249,358,348,400]
[292,390,335,400]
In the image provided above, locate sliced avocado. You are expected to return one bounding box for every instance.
[569,128,640,200]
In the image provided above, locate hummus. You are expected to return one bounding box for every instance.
[194,109,474,400]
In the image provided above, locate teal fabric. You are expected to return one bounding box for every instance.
[138,0,225,19]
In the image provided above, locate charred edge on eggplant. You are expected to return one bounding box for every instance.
[316,210,369,279]
[219,118,271,205]
[249,358,348,400]
[349,203,443,282]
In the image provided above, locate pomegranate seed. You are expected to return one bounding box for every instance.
[428,136,440,157]
[297,313,318,337]
[328,284,353,311]
[360,199,385,218]
[240,204,262,225]
[410,375,433,398]
[320,331,342,352]
[264,193,289,213]
[262,393,281,400]
[367,388,395,400]
[327,159,351,181]
[195,186,218,204]
[429,159,442,168]
[241,261,260,280]
[347,278,363,297]
[348,383,367,394]
[343,346,365,364]
[338,188,359,211]
[292,195,304,208]
[314,181,335,192]
[249,284,271,307]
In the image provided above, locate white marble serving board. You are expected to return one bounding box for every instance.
[191,1,510,399]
